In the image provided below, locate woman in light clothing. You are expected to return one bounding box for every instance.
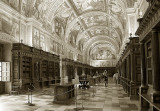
[113,72,119,84]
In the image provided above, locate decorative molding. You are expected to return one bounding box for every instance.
[136,0,160,41]
[0,32,18,43]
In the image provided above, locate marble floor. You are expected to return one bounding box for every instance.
[0,79,140,111]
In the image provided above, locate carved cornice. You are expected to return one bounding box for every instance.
[135,0,160,41]
[120,37,139,61]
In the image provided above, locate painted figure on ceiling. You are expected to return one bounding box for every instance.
[92,49,115,60]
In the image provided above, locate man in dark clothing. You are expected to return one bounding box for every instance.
[104,75,108,87]
[103,70,108,87]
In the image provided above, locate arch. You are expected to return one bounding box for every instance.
[83,37,119,55]
[83,36,120,52]
[75,25,122,46]
[84,41,118,63]
[89,43,117,57]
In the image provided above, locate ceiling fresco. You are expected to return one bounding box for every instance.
[90,48,116,60]
[89,43,117,56]
[82,15,108,27]
[72,0,106,14]
[1,0,137,66]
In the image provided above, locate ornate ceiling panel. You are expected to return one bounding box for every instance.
[89,42,117,55]
[72,0,106,14]
[110,0,124,14]
[126,0,137,8]
[82,15,108,27]
[78,37,88,52]
[68,22,83,46]
[67,13,76,24]
[54,2,72,18]
[75,25,121,46]
[89,27,109,36]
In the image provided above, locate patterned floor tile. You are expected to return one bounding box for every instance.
[0,78,140,111]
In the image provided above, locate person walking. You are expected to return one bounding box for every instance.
[103,70,108,87]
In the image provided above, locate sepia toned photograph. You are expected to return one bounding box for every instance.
[0,0,159,111]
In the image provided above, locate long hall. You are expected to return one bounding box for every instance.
[0,0,160,111]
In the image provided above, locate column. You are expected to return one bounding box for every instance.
[119,59,122,84]
[151,29,160,103]
[74,66,78,79]
[126,57,129,80]
[140,42,147,87]
[26,22,32,46]
[129,54,133,98]
[60,56,64,85]
[121,61,124,78]
[124,59,127,78]
[60,58,67,85]
[130,52,134,83]
[73,66,79,84]
[63,62,68,84]
[128,55,131,81]
[121,60,125,90]
[139,42,149,110]
[82,67,85,75]
[126,56,130,95]
[139,42,148,95]
[124,59,127,92]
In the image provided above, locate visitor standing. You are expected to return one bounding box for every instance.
[113,72,119,84]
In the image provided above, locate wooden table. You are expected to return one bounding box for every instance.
[89,78,96,86]
[50,83,74,104]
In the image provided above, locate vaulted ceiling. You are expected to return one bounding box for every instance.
[22,0,137,66]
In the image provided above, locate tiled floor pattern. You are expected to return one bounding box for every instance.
[0,80,140,111]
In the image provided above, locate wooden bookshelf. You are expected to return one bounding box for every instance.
[117,37,140,99]
[22,56,32,79]
[48,61,54,79]
[12,43,60,93]
[41,60,48,78]
[54,62,60,83]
